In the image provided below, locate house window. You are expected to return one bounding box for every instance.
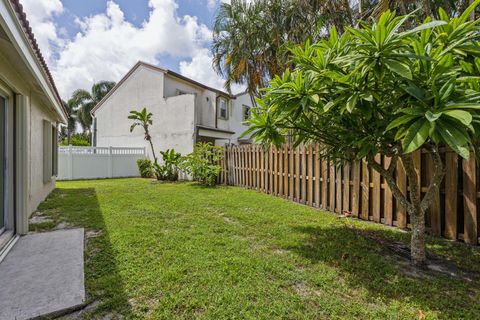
[218,97,228,120]
[242,105,251,121]
[43,120,58,183]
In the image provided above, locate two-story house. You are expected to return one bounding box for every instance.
[91,61,252,158]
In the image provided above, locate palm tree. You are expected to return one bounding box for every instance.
[212,0,354,100]
[128,108,157,163]
[69,81,116,134]
[212,1,270,100]
[62,99,77,145]
[358,0,468,21]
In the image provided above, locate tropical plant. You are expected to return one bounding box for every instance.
[154,149,182,181]
[359,0,474,22]
[62,99,77,145]
[128,108,157,163]
[61,133,90,146]
[137,159,154,178]
[180,143,224,186]
[69,81,116,133]
[212,0,474,103]
[245,3,480,266]
[212,0,337,101]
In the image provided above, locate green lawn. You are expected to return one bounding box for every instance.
[34,179,479,319]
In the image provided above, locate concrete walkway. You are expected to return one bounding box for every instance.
[0,229,85,320]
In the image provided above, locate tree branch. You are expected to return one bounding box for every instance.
[420,144,446,212]
[366,154,411,212]
[400,152,420,215]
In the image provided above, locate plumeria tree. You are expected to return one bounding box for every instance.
[245,2,480,266]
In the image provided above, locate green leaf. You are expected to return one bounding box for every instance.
[346,93,359,112]
[310,94,320,104]
[323,101,335,112]
[399,20,447,37]
[445,103,480,110]
[443,109,473,126]
[425,111,442,122]
[458,0,480,25]
[386,114,417,131]
[402,119,430,153]
[439,77,455,102]
[436,119,471,159]
[403,84,426,101]
[384,59,412,80]
[399,106,425,115]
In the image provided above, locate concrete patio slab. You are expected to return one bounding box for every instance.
[0,229,85,320]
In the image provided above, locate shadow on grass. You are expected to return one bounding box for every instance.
[35,188,133,318]
[288,224,480,318]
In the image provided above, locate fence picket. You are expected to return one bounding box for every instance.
[351,161,361,217]
[463,155,478,245]
[315,145,321,208]
[396,158,407,228]
[372,154,381,222]
[383,156,393,226]
[444,152,458,240]
[426,153,441,236]
[329,161,336,211]
[321,159,328,209]
[343,163,350,214]
[308,145,313,206]
[361,159,369,220]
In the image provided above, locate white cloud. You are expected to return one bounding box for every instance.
[179,48,245,94]
[22,0,243,99]
[20,0,64,61]
[207,0,217,10]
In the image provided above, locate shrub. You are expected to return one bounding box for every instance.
[180,142,224,186]
[154,149,182,181]
[137,159,154,178]
[61,133,90,146]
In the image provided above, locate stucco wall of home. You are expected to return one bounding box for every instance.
[28,95,57,214]
[163,74,217,128]
[0,47,57,216]
[95,65,196,158]
[216,92,252,146]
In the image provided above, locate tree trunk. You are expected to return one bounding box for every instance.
[409,206,426,266]
[148,139,157,164]
[401,153,426,266]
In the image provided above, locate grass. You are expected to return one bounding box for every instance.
[33,178,480,319]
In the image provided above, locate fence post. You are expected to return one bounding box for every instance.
[68,144,73,180]
[108,146,113,178]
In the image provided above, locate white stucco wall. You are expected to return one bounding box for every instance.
[28,96,57,213]
[0,43,58,216]
[94,65,196,158]
[216,92,252,145]
[163,74,218,128]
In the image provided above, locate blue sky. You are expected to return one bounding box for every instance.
[21,0,238,98]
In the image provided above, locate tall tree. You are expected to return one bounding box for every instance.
[62,99,77,145]
[212,0,346,100]
[70,81,116,133]
[245,3,480,266]
[212,0,470,101]
[128,108,157,163]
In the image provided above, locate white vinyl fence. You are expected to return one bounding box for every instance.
[58,146,146,180]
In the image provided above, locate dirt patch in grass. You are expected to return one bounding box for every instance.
[347,224,480,281]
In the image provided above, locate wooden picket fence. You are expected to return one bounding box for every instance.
[218,144,480,245]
